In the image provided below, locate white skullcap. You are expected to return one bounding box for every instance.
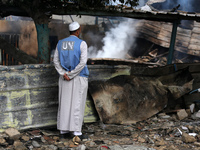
[69,22,80,31]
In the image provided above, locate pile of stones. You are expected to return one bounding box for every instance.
[1,109,200,150]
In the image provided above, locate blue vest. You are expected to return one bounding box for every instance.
[57,36,89,78]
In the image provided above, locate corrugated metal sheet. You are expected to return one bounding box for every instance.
[0,64,131,132]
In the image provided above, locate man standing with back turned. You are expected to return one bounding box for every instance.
[53,22,89,141]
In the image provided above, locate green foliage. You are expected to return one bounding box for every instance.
[0,0,139,63]
[0,0,139,10]
[0,0,139,22]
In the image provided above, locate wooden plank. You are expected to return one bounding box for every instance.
[177,29,192,37]
[161,23,173,32]
[190,38,200,45]
[175,47,188,54]
[188,45,200,50]
[193,21,200,27]
[176,36,190,44]
[143,23,162,33]
[145,21,162,27]
[187,50,200,56]
[192,27,200,34]
[137,20,194,54]
[158,30,191,43]
[191,33,200,39]
[138,34,170,47]
[139,27,160,36]
[158,30,172,39]
[138,29,160,39]
[145,21,163,29]
[175,41,189,49]
[156,35,170,43]
[137,20,192,51]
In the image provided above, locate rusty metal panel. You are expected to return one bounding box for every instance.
[88,65,131,81]
[0,65,59,132]
[0,64,131,132]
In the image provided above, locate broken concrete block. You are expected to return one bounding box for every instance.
[32,140,41,148]
[190,103,195,113]
[155,139,166,146]
[138,136,146,143]
[191,111,200,119]
[13,141,27,150]
[182,132,197,143]
[5,128,20,140]
[194,142,200,147]
[0,137,6,144]
[177,109,188,120]
[21,135,29,142]
[158,113,170,119]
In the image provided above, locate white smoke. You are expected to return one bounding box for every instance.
[88,18,138,59]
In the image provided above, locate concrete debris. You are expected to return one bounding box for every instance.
[13,141,27,150]
[4,128,20,140]
[76,144,86,150]
[1,111,200,150]
[190,103,195,113]
[32,140,41,148]
[182,132,197,143]
[191,111,200,119]
[177,109,189,120]
[21,135,29,142]
[158,113,171,119]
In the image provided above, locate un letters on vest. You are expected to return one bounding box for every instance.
[62,41,74,50]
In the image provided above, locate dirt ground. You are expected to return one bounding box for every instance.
[1,110,200,150]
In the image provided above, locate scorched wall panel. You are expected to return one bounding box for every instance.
[0,64,131,132]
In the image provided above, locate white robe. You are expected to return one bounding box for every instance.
[53,38,88,132]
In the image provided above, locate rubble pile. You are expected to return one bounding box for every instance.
[126,48,188,66]
[1,107,200,150]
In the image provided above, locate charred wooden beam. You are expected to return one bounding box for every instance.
[87,58,161,66]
